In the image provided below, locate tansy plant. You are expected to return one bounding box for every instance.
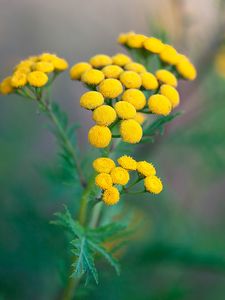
[0,32,196,299]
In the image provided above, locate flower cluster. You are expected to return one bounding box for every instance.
[93,155,163,205]
[70,51,184,148]
[118,31,197,81]
[0,53,68,95]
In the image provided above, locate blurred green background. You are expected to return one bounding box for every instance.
[1,0,225,299]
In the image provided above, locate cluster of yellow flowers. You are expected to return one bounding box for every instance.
[70,51,183,148]
[93,155,163,205]
[118,31,197,81]
[0,53,68,95]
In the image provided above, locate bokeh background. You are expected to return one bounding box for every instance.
[1,0,225,299]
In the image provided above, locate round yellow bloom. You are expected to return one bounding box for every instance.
[89,54,112,68]
[95,173,113,190]
[176,60,197,80]
[52,57,68,71]
[0,76,14,95]
[33,61,54,73]
[120,119,143,144]
[103,187,120,205]
[126,34,147,48]
[159,44,179,65]
[117,155,137,170]
[156,70,177,87]
[70,62,92,80]
[112,53,132,66]
[16,66,31,74]
[110,167,130,185]
[93,157,116,173]
[114,101,136,119]
[80,91,104,110]
[144,176,163,194]
[102,65,123,79]
[134,113,146,125]
[141,72,159,90]
[39,53,57,62]
[160,84,180,108]
[15,60,34,70]
[120,71,142,89]
[122,89,146,110]
[27,71,48,87]
[93,105,117,126]
[124,62,146,73]
[81,69,105,85]
[136,161,156,177]
[117,32,135,44]
[11,71,27,88]
[148,94,172,116]
[99,78,123,98]
[143,37,164,54]
[93,157,116,174]
[28,56,39,62]
[88,125,112,148]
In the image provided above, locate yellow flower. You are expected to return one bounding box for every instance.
[114,101,136,119]
[110,167,130,185]
[39,53,57,62]
[120,119,143,144]
[70,62,92,80]
[124,62,146,73]
[134,113,146,125]
[117,31,135,44]
[126,33,147,48]
[112,53,132,66]
[122,89,146,110]
[0,76,14,95]
[136,161,156,177]
[33,61,54,73]
[28,56,39,62]
[93,105,117,126]
[160,84,180,108]
[11,71,27,88]
[120,71,142,89]
[27,71,48,87]
[93,157,116,173]
[95,173,113,190]
[15,60,34,70]
[52,57,68,71]
[103,187,120,205]
[102,65,123,79]
[88,125,112,148]
[81,69,105,85]
[99,78,123,98]
[117,155,137,170]
[89,54,112,68]
[15,66,31,74]
[143,37,164,54]
[80,91,104,110]
[156,69,177,87]
[159,44,179,65]
[176,59,197,80]
[141,72,159,90]
[148,94,172,116]
[144,176,163,194]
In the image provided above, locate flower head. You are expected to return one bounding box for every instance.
[112,53,132,66]
[148,94,172,116]
[11,71,27,88]
[95,173,113,190]
[70,62,92,80]
[93,157,116,173]
[34,61,54,73]
[156,69,177,87]
[120,119,143,144]
[92,105,117,126]
[159,44,178,65]
[81,69,105,85]
[144,176,163,194]
[160,84,180,108]
[110,167,130,185]
[0,76,14,95]
[102,65,123,79]
[143,37,165,54]
[141,72,159,90]
[176,59,197,80]
[124,62,146,73]
[122,89,146,110]
[137,161,156,177]
[27,71,48,87]
[103,187,120,205]
[120,71,142,89]
[114,101,136,119]
[88,125,112,148]
[117,155,137,170]
[99,78,123,98]
[89,54,112,68]
[80,91,104,110]
[126,33,147,48]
